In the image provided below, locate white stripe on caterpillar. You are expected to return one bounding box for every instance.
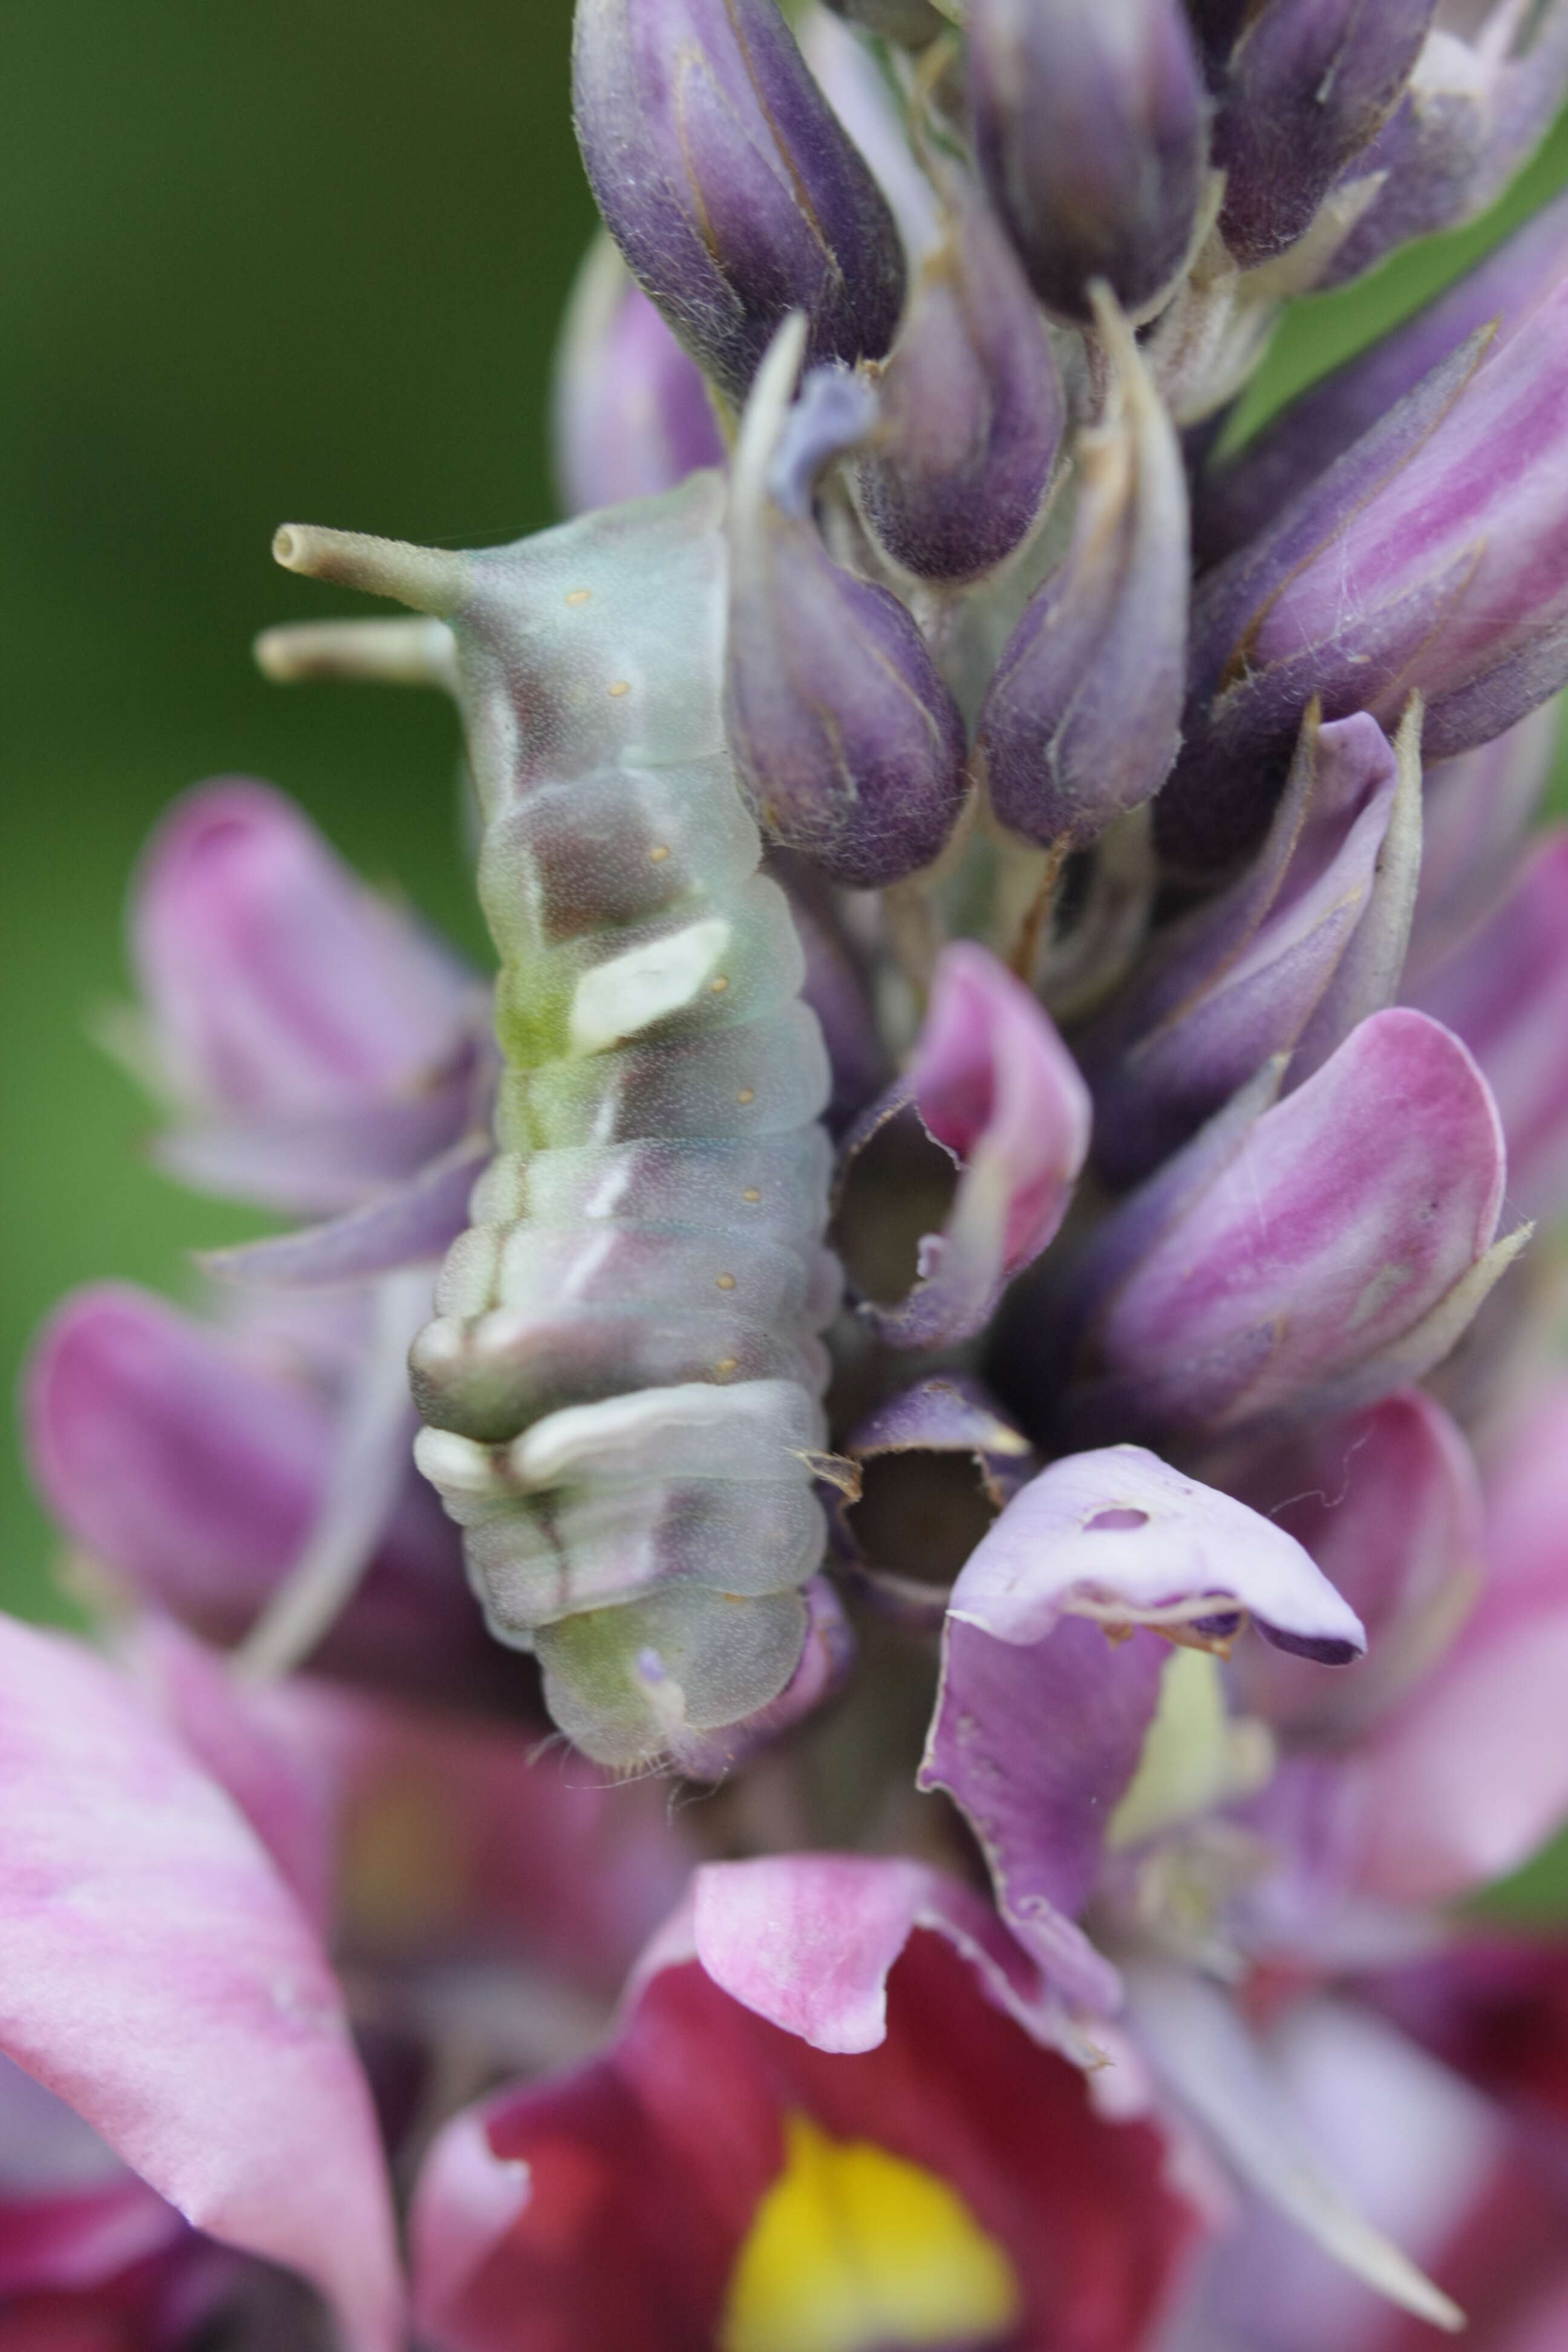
[274,474,839,1769]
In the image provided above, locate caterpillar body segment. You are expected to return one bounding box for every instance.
[275,476,841,1768]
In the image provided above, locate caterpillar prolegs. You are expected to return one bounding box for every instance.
[273,475,841,1770]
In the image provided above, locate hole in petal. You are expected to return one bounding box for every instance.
[849,1454,998,1586]
[832,1105,958,1308]
[1085,1508,1149,1533]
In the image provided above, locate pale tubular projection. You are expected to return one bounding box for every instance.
[272,474,840,1772]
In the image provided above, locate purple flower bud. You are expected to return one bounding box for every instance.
[978,289,1187,849]
[1212,1,1436,269]
[1321,0,1568,289]
[818,0,948,43]
[1405,700,1558,985]
[552,235,725,516]
[1197,186,1568,566]
[1081,708,1419,1186]
[856,191,1063,582]
[1006,1008,1523,1445]
[799,6,944,266]
[1411,831,1568,1224]
[1165,275,1568,869]
[572,0,907,408]
[724,324,968,886]
[967,0,1208,323]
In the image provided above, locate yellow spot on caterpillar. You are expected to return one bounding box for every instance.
[565,588,592,607]
[608,678,631,698]
[711,974,730,994]
[714,1357,739,1378]
[742,1187,761,1204]
[716,1273,737,1291]
[648,844,671,864]
[721,2112,1020,2352]
[737,1087,756,1106]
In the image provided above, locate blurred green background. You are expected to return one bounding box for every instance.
[3,6,1568,1905]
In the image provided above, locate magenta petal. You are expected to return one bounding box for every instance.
[1076,1008,1516,1438]
[845,942,1089,1347]
[0,1616,400,2350]
[684,1852,1075,2056]
[920,1449,1362,1998]
[412,1885,1200,2351]
[131,779,475,1120]
[941,1446,1365,1660]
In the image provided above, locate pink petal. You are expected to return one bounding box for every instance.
[0,1617,401,2351]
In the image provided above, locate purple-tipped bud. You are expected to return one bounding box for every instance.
[819,0,947,43]
[1166,273,1568,868]
[967,0,1208,323]
[571,0,907,408]
[552,235,725,516]
[977,289,1187,850]
[1321,0,1568,289]
[1212,1,1436,268]
[724,322,968,887]
[1080,708,1419,1186]
[857,191,1063,582]
[1197,186,1568,566]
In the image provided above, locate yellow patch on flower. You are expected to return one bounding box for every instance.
[720,2111,1021,2352]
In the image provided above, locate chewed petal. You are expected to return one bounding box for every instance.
[841,944,1089,1348]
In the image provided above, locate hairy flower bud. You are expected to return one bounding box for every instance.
[1166,275,1568,868]
[1080,707,1420,1186]
[977,288,1187,849]
[572,0,907,408]
[724,321,968,886]
[967,0,1208,322]
[552,235,725,515]
[857,190,1063,582]
[1212,0,1436,268]
[1197,186,1568,566]
[1322,0,1568,289]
